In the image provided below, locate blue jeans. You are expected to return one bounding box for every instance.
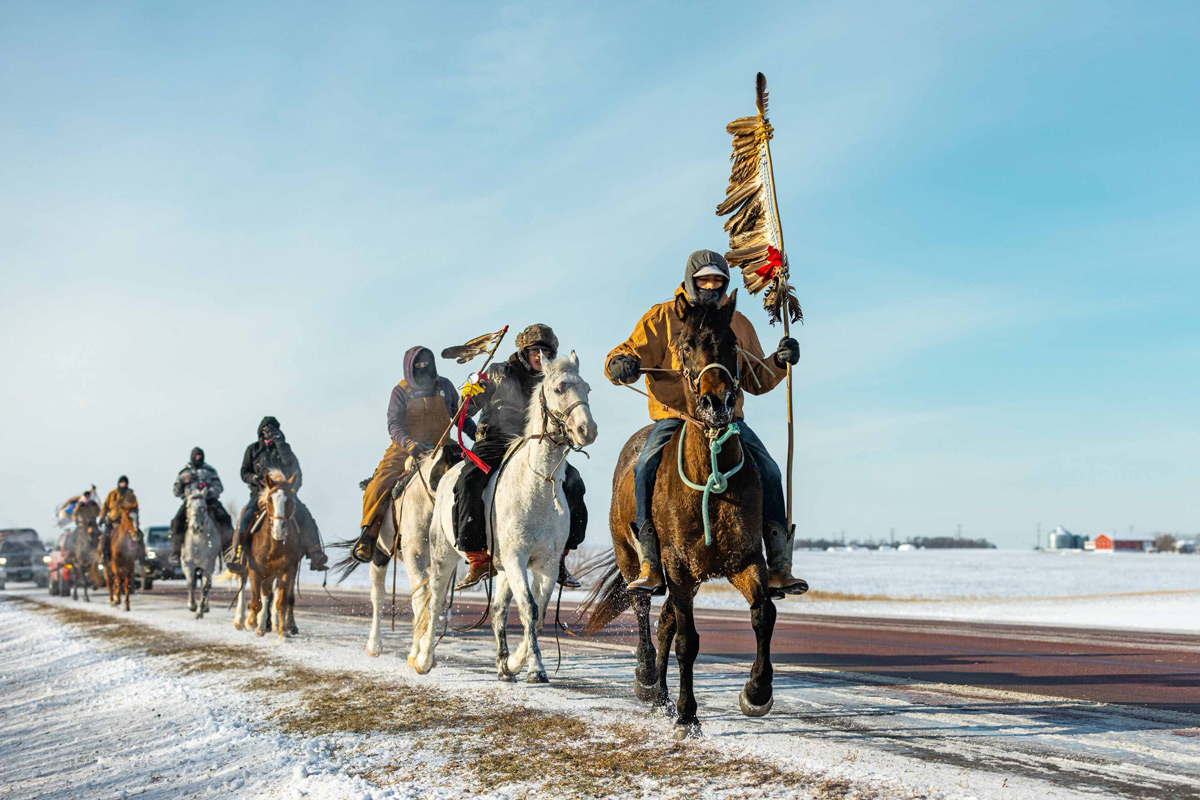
[634,418,785,529]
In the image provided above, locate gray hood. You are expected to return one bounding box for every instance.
[682,249,731,305]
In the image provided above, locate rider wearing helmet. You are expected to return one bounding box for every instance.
[604,250,806,596]
[168,447,234,564]
[351,346,473,563]
[451,324,588,590]
[228,417,329,573]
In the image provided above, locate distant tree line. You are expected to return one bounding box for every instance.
[795,535,996,550]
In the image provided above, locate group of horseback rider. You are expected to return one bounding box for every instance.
[63,248,805,597]
[64,476,142,561]
[164,420,330,573]
[350,247,805,598]
[351,326,588,590]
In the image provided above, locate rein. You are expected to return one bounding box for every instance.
[676,422,744,546]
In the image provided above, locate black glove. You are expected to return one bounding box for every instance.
[773,337,800,367]
[607,355,641,385]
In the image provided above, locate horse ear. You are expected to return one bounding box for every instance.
[718,289,738,323]
[674,293,692,320]
[568,350,579,369]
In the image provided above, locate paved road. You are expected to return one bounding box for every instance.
[147,580,1200,714]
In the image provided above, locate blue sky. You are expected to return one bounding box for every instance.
[2,1,1197,549]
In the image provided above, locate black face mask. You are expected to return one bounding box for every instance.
[192,456,203,466]
[693,286,726,306]
[261,427,282,445]
[412,360,437,387]
[118,483,128,492]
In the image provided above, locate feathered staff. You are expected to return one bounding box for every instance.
[715,72,801,532]
[436,325,509,472]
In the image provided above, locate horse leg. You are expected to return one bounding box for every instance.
[233,577,248,630]
[632,592,659,702]
[276,572,292,639]
[401,509,431,668]
[250,572,266,636]
[671,586,702,739]
[506,559,547,683]
[490,572,515,681]
[730,562,776,716]
[413,540,456,675]
[183,562,197,612]
[286,583,298,635]
[123,572,131,611]
[201,566,212,616]
[366,560,386,657]
[653,600,677,714]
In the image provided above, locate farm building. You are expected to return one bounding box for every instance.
[1046,526,1088,550]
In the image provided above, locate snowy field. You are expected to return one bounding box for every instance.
[337,548,1200,633]
[2,588,1198,800]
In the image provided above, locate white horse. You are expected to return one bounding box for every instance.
[360,445,461,663]
[414,353,597,682]
[181,483,221,619]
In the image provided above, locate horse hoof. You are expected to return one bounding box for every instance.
[673,721,702,741]
[738,687,774,718]
[497,672,517,683]
[634,679,659,702]
[406,655,416,669]
[233,622,244,631]
[188,602,197,612]
[526,671,549,685]
[288,625,298,635]
[366,647,381,659]
[255,629,266,637]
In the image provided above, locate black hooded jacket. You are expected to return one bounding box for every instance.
[174,446,223,499]
[240,416,302,491]
[465,352,543,443]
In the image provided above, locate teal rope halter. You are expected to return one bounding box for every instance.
[677,422,744,545]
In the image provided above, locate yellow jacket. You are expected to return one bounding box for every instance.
[100,488,139,523]
[605,286,785,421]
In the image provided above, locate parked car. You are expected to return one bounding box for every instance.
[47,531,76,596]
[143,525,178,581]
[0,556,7,590]
[0,529,49,587]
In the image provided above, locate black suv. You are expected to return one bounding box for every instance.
[0,529,50,586]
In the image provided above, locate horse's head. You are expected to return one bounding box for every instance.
[539,351,598,448]
[259,469,297,542]
[674,290,741,429]
[185,482,209,515]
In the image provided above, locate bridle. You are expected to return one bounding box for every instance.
[682,360,740,398]
[537,386,591,453]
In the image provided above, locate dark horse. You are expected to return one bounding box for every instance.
[67,521,102,602]
[585,290,776,739]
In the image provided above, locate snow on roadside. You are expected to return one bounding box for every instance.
[0,595,947,800]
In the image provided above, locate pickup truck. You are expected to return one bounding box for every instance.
[0,529,50,587]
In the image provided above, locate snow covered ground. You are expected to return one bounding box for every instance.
[338,548,1200,633]
[2,587,1198,800]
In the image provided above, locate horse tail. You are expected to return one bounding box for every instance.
[329,539,362,585]
[578,551,630,636]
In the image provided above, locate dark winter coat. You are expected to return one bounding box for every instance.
[465,352,541,443]
[240,415,302,492]
[174,447,223,499]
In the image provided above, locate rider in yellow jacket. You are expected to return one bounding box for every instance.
[605,250,807,596]
[98,475,141,558]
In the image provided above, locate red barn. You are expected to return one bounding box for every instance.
[1093,534,1113,552]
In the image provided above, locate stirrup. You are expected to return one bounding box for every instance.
[767,570,808,597]
[454,559,496,592]
[351,528,375,563]
[626,561,665,595]
[557,557,581,589]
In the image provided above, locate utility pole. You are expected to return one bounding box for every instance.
[890,527,895,546]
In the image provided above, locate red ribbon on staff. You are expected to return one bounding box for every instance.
[456,375,491,474]
[754,245,784,280]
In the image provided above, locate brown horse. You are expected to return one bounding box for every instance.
[106,511,140,610]
[234,469,304,638]
[585,290,776,739]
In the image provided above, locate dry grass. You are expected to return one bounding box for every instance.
[15,596,904,800]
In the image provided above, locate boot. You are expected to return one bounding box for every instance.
[351,525,375,563]
[764,521,808,597]
[225,539,246,577]
[308,550,329,571]
[455,551,495,591]
[557,550,581,589]
[626,520,665,595]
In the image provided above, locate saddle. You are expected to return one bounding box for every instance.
[390,470,417,500]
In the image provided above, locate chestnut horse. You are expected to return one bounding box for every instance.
[234,469,303,638]
[106,510,141,611]
[585,290,776,739]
